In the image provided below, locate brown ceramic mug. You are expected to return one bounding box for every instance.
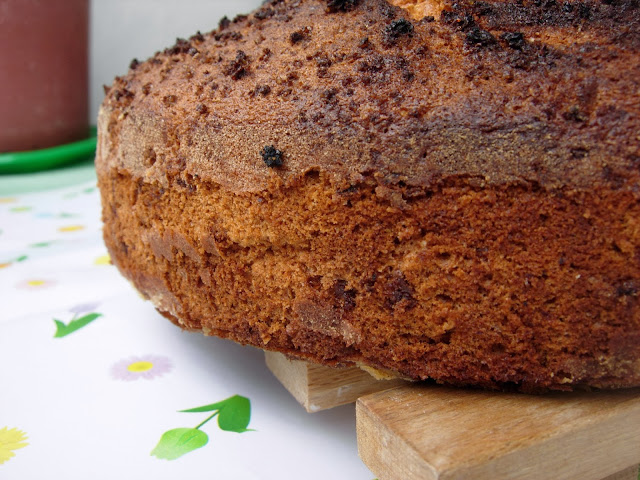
[0,0,88,153]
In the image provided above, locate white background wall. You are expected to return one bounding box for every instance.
[89,0,263,122]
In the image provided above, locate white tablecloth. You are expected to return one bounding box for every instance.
[0,180,374,479]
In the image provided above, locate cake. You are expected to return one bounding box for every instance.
[96,0,640,392]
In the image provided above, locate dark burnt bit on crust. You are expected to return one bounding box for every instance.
[454,0,640,36]
[384,273,417,311]
[440,7,497,49]
[218,16,231,30]
[163,94,178,106]
[195,103,208,115]
[326,0,360,13]
[616,279,639,297]
[563,105,589,123]
[190,31,205,44]
[333,279,357,311]
[214,30,244,42]
[253,84,272,96]
[113,88,135,104]
[440,9,476,31]
[213,14,245,42]
[254,6,276,21]
[290,26,312,44]
[466,27,497,47]
[384,18,415,44]
[233,13,249,24]
[166,37,193,56]
[261,145,284,167]
[224,50,250,80]
[501,31,526,50]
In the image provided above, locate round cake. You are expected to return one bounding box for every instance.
[96,0,640,392]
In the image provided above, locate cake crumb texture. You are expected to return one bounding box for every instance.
[97,0,640,392]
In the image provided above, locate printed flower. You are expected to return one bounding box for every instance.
[29,241,55,248]
[0,427,28,465]
[151,395,254,461]
[68,301,101,315]
[37,212,77,219]
[53,304,102,338]
[111,355,173,381]
[0,256,27,270]
[16,279,56,289]
[94,254,111,266]
[58,225,85,233]
[10,206,31,213]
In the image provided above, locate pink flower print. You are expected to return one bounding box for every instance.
[16,279,56,289]
[111,355,173,381]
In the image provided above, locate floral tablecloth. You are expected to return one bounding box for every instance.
[0,178,375,479]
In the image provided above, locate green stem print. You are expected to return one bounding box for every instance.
[0,242,57,268]
[53,313,101,337]
[29,241,55,248]
[151,395,254,461]
[54,302,102,338]
[0,255,27,269]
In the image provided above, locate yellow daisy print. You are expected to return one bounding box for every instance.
[0,427,28,465]
[16,279,57,290]
[94,254,111,266]
[58,225,85,233]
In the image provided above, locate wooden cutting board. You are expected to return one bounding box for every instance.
[264,352,640,480]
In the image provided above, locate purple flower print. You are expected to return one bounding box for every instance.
[111,355,173,381]
[68,302,100,315]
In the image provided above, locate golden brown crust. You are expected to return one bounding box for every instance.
[97,0,640,193]
[97,0,640,392]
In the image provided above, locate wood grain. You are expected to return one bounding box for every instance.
[357,384,640,480]
[601,465,639,480]
[264,351,406,412]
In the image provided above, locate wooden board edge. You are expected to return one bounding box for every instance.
[264,351,311,410]
[357,385,640,480]
[602,465,640,480]
[265,351,406,412]
[357,387,438,480]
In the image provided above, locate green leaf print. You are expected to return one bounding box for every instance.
[152,395,254,461]
[29,242,54,248]
[181,395,253,433]
[0,255,28,268]
[10,206,31,213]
[150,428,208,460]
[53,313,102,338]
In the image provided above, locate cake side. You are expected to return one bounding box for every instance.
[96,0,640,392]
[98,164,640,392]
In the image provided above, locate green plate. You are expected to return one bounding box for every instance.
[0,127,97,174]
